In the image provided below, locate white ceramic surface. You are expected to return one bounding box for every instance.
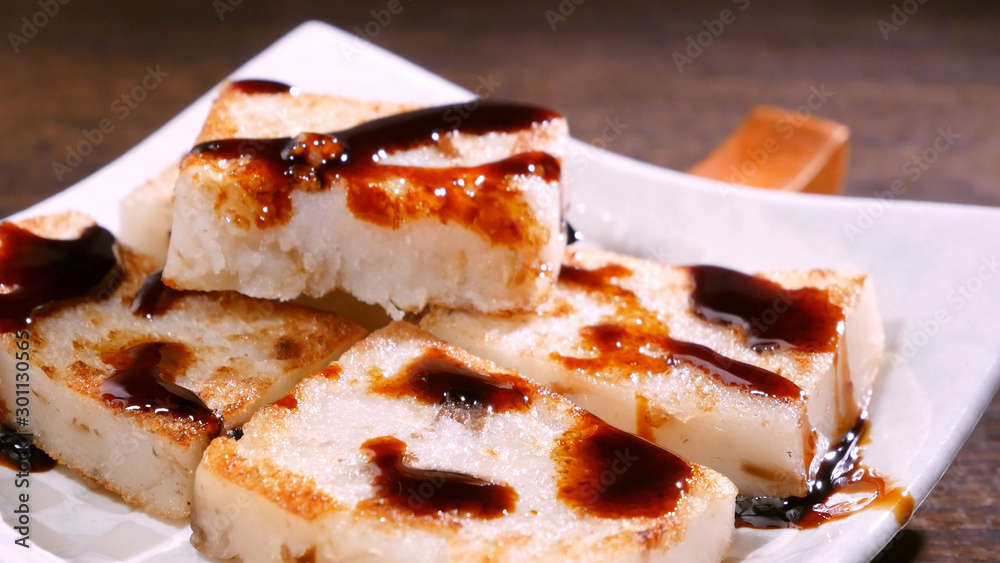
[2,21,1000,563]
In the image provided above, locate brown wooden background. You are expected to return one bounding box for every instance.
[1,1,998,560]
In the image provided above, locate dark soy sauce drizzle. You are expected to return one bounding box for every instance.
[565,221,582,245]
[0,427,56,473]
[130,271,180,319]
[688,265,845,353]
[556,264,803,400]
[665,338,803,400]
[560,323,804,401]
[189,100,561,233]
[0,222,119,331]
[373,348,531,414]
[553,414,692,518]
[314,100,560,157]
[227,79,295,95]
[557,263,633,296]
[99,342,222,437]
[735,414,913,528]
[361,436,517,519]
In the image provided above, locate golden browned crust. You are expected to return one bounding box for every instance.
[28,238,364,445]
[202,438,343,520]
[197,322,736,560]
[196,83,421,144]
[13,210,95,239]
[8,212,368,521]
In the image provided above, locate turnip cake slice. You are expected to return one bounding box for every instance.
[163,81,569,316]
[119,81,418,270]
[120,163,179,265]
[193,79,421,145]
[0,212,367,518]
[421,246,884,498]
[191,322,737,563]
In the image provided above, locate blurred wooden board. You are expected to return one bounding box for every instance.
[688,105,849,194]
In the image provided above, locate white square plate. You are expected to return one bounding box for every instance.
[3,21,1000,563]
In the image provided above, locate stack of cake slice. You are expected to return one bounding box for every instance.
[0,78,889,561]
[192,322,738,563]
[421,246,884,498]
[0,211,366,518]
[161,81,570,317]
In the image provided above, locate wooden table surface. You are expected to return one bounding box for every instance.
[2,1,998,560]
